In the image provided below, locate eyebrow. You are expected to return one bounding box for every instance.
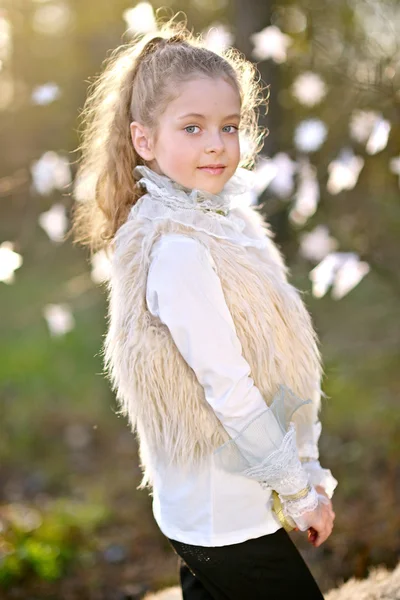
[177,112,241,121]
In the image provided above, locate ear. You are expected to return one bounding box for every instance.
[130,121,155,161]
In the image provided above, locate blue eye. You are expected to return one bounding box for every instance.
[184,125,200,134]
[222,125,239,133]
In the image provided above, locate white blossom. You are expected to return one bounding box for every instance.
[251,26,292,63]
[310,253,343,298]
[327,148,364,194]
[31,152,72,196]
[332,256,370,299]
[292,72,327,107]
[123,3,157,35]
[350,110,391,154]
[290,160,319,226]
[267,153,297,198]
[202,24,233,53]
[294,119,328,153]
[0,242,23,284]
[309,252,369,299]
[90,250,112,284]
[73,168,97,203]
[366,117,391,155]
[31,82,61,105]
[43,304,75,336]
[299,225,339,262]
[349,110,380,144]
[38,203,68,243]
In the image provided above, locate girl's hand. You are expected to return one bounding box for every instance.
[305,494,335,548]
[292,493,335,548]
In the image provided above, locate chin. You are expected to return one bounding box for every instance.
[197,176,229,195]
[207,185,225,194]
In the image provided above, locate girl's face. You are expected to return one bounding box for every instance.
[131,76,242,194]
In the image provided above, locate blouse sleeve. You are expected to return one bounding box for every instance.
[297,419,338,498]
[146,233,319,525]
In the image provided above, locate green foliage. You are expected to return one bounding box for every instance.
[0,499,109,588]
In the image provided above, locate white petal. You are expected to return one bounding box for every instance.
[73,168,97,203]
[289,160,319,226]
[309,253,347,298]
[202,24,234,53]
[38,203,68,243]
[90,250,112,284]
[43,304,75,336]
[267,153,297,198]
[299,225,339,262]
[309,252,369,299]
[292,72,327,107]
[332,256,370,299]
[251,26,292,63]
[366,118,391,155]
[31,82,61,105]
[31,152,71,196]
[0,242,23,284]
[327,149,364,194]
[294,119,328,153]
[123,3,157,35]
[349,110,379,144]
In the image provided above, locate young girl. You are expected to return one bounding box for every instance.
[72,18,337,599]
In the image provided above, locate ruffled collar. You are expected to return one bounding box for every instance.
[128,165,268,250]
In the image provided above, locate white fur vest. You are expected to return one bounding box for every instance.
[104,167,324,489]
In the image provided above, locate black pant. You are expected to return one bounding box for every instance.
[168,528,324,599]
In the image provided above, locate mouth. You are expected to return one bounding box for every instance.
[198,165,226,175]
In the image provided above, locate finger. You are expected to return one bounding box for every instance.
[315,528,330,547]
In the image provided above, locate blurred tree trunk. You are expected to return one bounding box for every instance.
[232,0,291,242]
[233,0,279,157]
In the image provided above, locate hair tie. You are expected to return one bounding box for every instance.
[140,36,166,58]
[140,34,186,60]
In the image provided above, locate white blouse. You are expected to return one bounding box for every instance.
[145,232,336,547]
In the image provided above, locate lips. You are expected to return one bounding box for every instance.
[199,165,226,169]
[198,165,226,175]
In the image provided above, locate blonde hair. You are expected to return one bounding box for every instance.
[71,16,268,252]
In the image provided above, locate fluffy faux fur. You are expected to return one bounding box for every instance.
[104,203,324,489]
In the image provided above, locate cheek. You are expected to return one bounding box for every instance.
[170,135,198,160]
[228,136,241,162]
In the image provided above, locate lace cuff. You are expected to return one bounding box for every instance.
[300,459,338,498]
[213,385,318,512]
[243,425,309,495]
[281,485,319,520]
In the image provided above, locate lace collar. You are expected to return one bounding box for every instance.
[128,165,268,250]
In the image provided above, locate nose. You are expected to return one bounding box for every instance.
[205,131,224,154]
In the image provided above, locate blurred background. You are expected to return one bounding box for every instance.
[0,0,399,598]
